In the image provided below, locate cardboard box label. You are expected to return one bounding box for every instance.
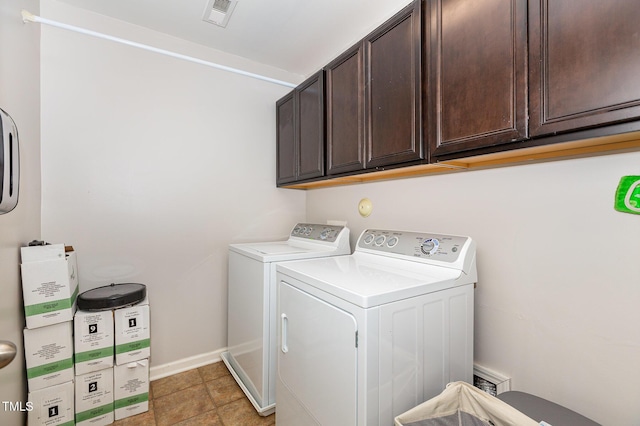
[115,303,150,364]
[28,381,75,426]
[75,369,114,426]
[24,286,78,317]
[74,310,114,375]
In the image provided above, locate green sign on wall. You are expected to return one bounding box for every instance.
[614,176,640,215]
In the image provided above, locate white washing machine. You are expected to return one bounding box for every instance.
[221,223,350,416]
[275,229,477,426]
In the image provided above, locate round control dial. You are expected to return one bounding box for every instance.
[363,233,375,244]
[421,238,439,255]
[387,236,399,248]
[374,235,387,246]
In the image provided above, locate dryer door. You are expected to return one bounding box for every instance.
[278,281,357,425]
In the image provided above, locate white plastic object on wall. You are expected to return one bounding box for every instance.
[358,198,373,217]
[0,108,19,214]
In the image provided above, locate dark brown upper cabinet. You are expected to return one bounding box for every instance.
[428,0,528,158]
[529,0,640,137]
[326,44,366,175]
[277,0,640,189]
[327,1,422,175]
[297,72,325,180]
[365,0,423,168]
[276,71,325,186]
[276,91,296,185]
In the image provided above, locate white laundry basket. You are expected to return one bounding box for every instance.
[394,382,540,426]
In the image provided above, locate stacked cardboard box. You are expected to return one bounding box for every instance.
[113,297,150,420]
[114,297,150,365]
[75,367,114,426]
[74,309,115,425]
[114,359,149,420]
[74,296,151,423]
[21,243,151,424]
[20,244,78,329]
[74,310,114,375]
[27,381,75,425]
[21,244,78,426]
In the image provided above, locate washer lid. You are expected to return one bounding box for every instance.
[276,253,467,308]
[77,283,146,311]
[229,240,342,262]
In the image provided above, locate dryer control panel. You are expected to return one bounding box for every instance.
[357,229,470,263]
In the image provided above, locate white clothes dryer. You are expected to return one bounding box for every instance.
[221,223,350,416]
[276,229,477,426]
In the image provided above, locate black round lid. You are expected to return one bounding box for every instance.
[77,283,146,311]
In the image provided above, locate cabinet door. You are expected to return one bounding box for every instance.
[297,71,325,181]
[366,1,423,168]
[429,0,528,157]
[530,0,640,136]
[276,92,296,185]
[326,44,366,175]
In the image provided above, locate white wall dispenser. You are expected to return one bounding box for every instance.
[0,108,19,214]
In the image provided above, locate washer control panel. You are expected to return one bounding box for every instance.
[357,229,469,263]
[290,223,345,242]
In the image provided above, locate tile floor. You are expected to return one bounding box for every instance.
[114,362,275,426]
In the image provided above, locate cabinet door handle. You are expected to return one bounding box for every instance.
[281,313,288,353]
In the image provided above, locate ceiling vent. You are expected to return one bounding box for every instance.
[202,0,237,28]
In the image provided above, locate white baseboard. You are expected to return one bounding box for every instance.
[149,347,228,381]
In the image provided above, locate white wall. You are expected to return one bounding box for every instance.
[0,1,41,425]
[40,0,306,370]
[306,151,640,425]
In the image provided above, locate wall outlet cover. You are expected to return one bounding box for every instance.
[614,176,640,215]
